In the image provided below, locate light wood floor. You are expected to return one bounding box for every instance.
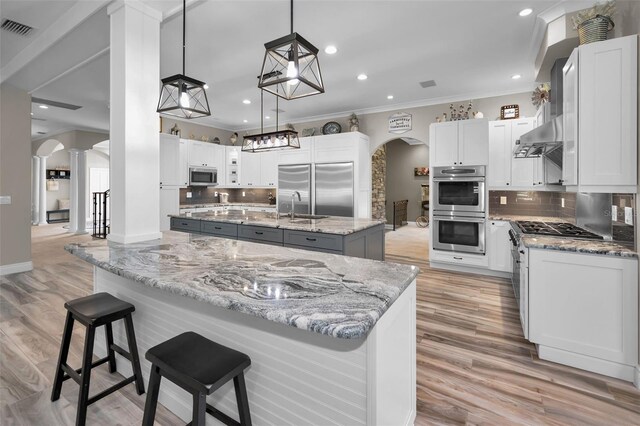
[0,224,638,425]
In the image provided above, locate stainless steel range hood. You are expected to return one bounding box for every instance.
[514,115,563,168]
[514,58,567,169]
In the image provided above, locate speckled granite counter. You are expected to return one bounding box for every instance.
[65,231,417,339]
[489,214,637,258]
[172,210,385,235]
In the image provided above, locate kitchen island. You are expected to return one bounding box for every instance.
[65,232,418,425]
[170,210,386,260]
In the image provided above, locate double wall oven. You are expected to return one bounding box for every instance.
[432,166,486,254]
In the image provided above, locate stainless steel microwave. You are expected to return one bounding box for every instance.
[189,167,218,186]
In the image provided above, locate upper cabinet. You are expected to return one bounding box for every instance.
[187,140,217,167]
[487,118,544,190]
[259,151,278,187]
[430,119,488,167]
[159,134,188,187]
[225,146,241,187]
[240,151,262,186]
[563,35,638,193]
[277,136,313,165]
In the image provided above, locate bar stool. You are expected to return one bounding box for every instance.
[51,292,145,426]
[142,331,252,426]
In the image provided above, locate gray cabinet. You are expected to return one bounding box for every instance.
[170,217,201,233]
[201,221,238,239]
[284,230,343,252]
[238,225,284,244]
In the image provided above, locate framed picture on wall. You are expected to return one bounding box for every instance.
[414,167,429,176]
[500,104,520,120]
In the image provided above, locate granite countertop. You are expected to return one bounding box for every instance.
[65,232,419,339]
[171,210,385,235]
[180,203,276,209]
[489,215,637,258]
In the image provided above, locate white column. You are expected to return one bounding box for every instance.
[107,1,162,244]
[37,155,48,225]
[69,150,79,233]
[32,156,40,225]
[76,149,88,234]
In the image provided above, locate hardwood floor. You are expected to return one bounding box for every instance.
[1,223,638,425]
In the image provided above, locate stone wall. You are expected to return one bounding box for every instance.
[371,145,386,221]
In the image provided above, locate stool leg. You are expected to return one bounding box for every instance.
[141,364,162,426]
[51,311,75,401]
[192,392,207,426]
[104,323,117,374]
[123,314,145,395]
[234,374,252,426]
[76,325,95,426]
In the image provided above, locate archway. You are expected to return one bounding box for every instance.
[371,137,429,225]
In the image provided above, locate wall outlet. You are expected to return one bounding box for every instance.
[0,195,11,205]
[611,205,618,221]
[561,197,565,208]
[214,192,218,197]
[625,207,633,225]
[500,196,507,205]
[186,192,192,199]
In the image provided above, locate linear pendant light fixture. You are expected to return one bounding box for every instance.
[157,0,210,119]
[257,0,324,100]
[242,89,300,152]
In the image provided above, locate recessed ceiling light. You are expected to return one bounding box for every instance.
[387,95,394,100]
[519,8,533,17]
[243,119,248,123]
[324,45,337,54]
[30,112,34,115]
[511,74,522,80]
[357,74,368,81]
[39,105,48,109]
[203,84,209,89]
[265,116,270,119]
[242,99,251,105]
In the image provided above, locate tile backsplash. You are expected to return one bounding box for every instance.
[179,188,276,205]
[489,191,575,219]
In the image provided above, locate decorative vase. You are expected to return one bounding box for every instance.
[577,15,614,45]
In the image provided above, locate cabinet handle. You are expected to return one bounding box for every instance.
[255,231,264,235]
[214,226,222,230]
[454,256,463,260]
[506,183,510,185]
[181,222,188,226]
[305,237,317,242]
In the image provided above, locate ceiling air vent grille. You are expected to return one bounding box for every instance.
[1,19,34,36]
[36,131,46,135]
[419,80,436,88]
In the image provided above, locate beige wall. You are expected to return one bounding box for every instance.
[385,140,429,222]
[161,118,235,146]
[0,84,32,269]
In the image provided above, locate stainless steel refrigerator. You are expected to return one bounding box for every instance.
[278,162,354,217]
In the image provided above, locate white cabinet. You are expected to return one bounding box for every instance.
[240,151,261,186]
[562,48,579,187]
[277,136,313,165]
[159,134,188,187]
[187,140,218,167]
[430,119,488,167]
[488,118,542,189]
[225,146,241,187]
[487,221,513,273]
[159,187,179,231]
[260,151,278,187]
[528,249,638,380]
[564,35,638,193]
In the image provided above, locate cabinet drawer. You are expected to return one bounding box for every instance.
[430,250,488,267]
[238,225,283,244]
[170,217,201,233]
[201,221,238,238]
[284,243,343,255]
[284,230,343,251]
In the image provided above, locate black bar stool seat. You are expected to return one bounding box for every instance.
[143,331,252,426]
[51,292,145,426]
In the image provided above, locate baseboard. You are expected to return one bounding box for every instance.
[430,261,511,278]
[538,345,636,383]
[635,365,640,389]
[108,232,162,244]
[0,261,33,276]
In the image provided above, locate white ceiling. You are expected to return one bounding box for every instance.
[1,0,599,139]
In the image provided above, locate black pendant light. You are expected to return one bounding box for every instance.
[157,0,210,119]
[242,89,300,152]
[258,0,324,100]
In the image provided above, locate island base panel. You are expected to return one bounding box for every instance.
[91,267,416,425]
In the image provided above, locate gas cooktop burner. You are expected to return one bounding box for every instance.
[516,221,603,240]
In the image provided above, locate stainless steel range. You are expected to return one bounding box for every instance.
[515,221,603,239]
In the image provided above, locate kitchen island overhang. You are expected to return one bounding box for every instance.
[65,232,418,425]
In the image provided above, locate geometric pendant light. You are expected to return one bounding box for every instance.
[242,89,300,152]
[258,0,324,100]
[157,0,211,118]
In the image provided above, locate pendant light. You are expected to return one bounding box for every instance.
[258,0,324,100]
[157,0,210,119]
[242,89,300,152]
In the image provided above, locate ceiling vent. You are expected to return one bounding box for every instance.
[36,131,46,135]
[419,80,436,88]
[270,108,285,113]
[32,97,82,110]
[32,117,47,121]
[1,19,34,36]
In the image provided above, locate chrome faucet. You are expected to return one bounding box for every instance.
[291,191,301,220]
